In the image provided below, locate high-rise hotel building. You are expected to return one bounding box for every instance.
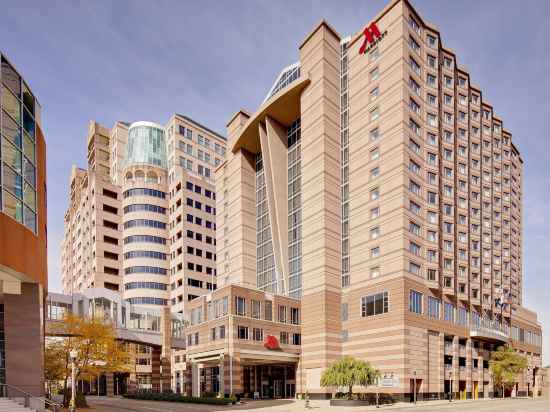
[61,114,226,388]
[183,0,542,401]
[61,115,226,301]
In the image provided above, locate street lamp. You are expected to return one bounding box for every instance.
[69,350,78,412]
[413,370,417,404]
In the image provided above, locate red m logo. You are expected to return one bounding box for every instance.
[359,23,382,55]
[264,335,280,350]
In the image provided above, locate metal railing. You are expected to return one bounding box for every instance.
[0,383,62,412]
[470,325,509,341]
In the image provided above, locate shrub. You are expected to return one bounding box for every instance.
[76,392,88,408]
[123,391,233,405]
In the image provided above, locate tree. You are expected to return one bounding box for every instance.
[45,313,132,406]
[320,356,380,399]
[489,345,528,398]
[44,340,66,397]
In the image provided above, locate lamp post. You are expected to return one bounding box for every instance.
[69,349,78,412]
[413,370,417,404]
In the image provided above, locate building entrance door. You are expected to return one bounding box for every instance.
[473,381,479,399]
[286,383,295,398]
[274,380,283,398]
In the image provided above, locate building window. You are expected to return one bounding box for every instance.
[290,307,300,325]
[444,302,455,322]
[341,303,349,321]
[370,87,379,101]
[370,128,380,141]
[457,308,468,326]
[428,296,440,319]
[370,107,380,121]
[251,300,261,319]
[409,290,422,314]
[280,331,289,344]
[264,300,273,321]
[252,328,263,341]
[238,325,248,340]
[235,296,246,316]
[370,67,379,81]
[409,261,421,275]
[361,292,389,317]
[292,333,301,345]
[409,222,421,236]
[278,305,287,323]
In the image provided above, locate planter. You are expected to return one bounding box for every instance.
[329,399,372,407]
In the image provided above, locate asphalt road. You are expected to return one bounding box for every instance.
[87,397,550,412]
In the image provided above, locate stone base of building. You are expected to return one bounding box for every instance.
[2,283,44,397]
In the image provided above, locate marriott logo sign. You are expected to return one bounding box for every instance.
[358,22,387,55]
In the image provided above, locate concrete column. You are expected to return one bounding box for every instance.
[298,19,342,397]
[229,355,243,395]
[106,373,114,397]
[4,283,44,397]
[452,336,459,397]
[127,374,137,393]
[151,346,161,393]
[219,111,257,288]
[160,356,171,393]
[192,362,200,397]
[184,363,193,396]
[219,355,225,397]
[466,339,472,398]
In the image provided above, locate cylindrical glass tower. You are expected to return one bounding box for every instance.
[122,121,169,308]
[126,121,167,168]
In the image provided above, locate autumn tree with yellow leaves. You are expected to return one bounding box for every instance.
[45,313,132,406]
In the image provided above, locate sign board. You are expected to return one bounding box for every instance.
[358,22,388,55]
[264,335,280,350]
[377,373,399,388]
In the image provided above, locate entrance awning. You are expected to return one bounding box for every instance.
[239,349,299,364]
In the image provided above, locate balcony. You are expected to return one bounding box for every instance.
[470,325,509,343]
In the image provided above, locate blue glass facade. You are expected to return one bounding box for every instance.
[0,54,38,233]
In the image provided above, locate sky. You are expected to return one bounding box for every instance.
[1,0,549,363]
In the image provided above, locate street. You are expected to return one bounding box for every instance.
[87,397,550,412]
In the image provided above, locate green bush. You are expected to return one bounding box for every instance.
[123,391,233,405]
[76,392,88,408]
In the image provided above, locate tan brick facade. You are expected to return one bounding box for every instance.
[197,0,542,402]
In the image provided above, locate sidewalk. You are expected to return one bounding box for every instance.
[286,397,503,412]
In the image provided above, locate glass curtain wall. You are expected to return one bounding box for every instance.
[0,55,37,232]
[255,154,276,293]
[126,123,167,168]
[287,118,302,298]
